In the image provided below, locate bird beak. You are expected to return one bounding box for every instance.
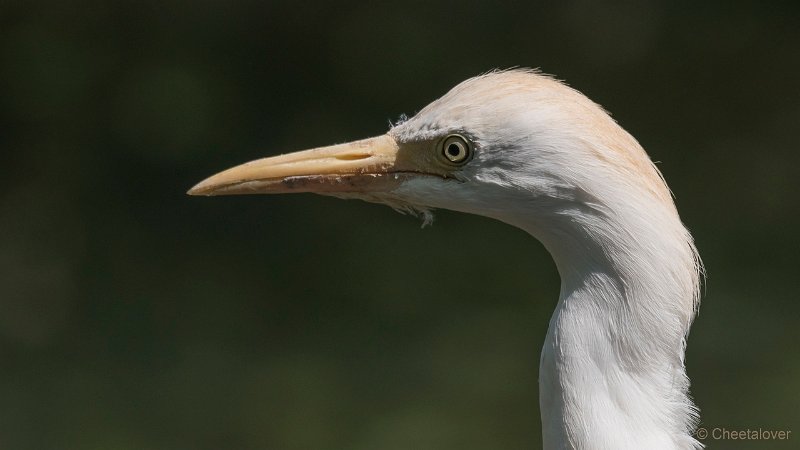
[188,134,423,196]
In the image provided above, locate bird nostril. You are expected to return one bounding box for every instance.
[335,153,371,161]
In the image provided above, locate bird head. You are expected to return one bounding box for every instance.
[188,70,704,449]
[189,69,672,231]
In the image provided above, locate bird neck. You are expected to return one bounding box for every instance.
[506,194,701,450]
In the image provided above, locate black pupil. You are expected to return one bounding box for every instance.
[447,143,462,157]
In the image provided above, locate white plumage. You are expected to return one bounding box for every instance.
[190,69,703,450]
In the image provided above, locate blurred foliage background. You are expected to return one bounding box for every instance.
[1,1,798,449]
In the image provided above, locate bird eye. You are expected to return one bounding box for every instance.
[440,134,473,165]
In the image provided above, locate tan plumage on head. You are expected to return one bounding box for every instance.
[190,69,703,450]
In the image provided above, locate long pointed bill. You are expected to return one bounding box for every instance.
[188,134,427,196]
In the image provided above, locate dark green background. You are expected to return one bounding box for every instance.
[1,1,798,449]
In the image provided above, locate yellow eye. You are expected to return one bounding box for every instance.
[440,134,473,165]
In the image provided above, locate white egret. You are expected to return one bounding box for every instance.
[189,69,703,449]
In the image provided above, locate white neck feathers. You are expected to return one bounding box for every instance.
[517,136,702,449]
